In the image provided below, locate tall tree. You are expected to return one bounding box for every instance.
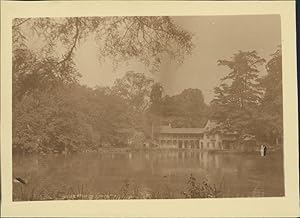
[147,83,164,139]
[258,47,283,144]
[111,71,155,134]
[112,71,154,113]
[149,82,164,115]
[210,50,266,134]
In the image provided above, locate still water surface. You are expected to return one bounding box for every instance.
[13,150,284,200]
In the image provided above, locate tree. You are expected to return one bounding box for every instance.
[111,71,155,137]
[12,16,193,153]
[112,71,154,113]
[12,16,193,115]
[147,83,164,139]
[149,83,164,115]
[12,84,131,154]
[13,17,193,85]
[12,87,98,154]
[210,50,266,134]
[12,48,79,101]
[258,47,283,144]
[160,88,208,127]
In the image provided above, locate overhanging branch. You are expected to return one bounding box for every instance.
[12,18,31,29]
[57,18,80,65]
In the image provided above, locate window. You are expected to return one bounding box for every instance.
[191,140,195,149]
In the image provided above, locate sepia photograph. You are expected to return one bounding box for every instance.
[12,14,285,201]
[1,1,299,217]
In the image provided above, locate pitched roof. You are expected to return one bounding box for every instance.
[159,120,240,135]
[242,134,256,141]
[159,125,204,134]
[204,120,220,131]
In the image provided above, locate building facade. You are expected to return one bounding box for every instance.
[158,120,239,150]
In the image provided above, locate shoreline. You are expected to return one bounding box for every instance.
[13,146,283,156]
[73,147,282,155]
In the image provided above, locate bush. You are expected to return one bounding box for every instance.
[182,174,221,198]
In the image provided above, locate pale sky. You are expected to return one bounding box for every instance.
[74,15,281,104]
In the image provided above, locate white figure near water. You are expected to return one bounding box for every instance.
[260,144,267,157]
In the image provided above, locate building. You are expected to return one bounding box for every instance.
[158,124,204,149]
[158,120,240,150]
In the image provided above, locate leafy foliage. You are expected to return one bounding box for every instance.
[12,16,193,154]
[210,49,283,145]
[257,47,283,143]
[160,88,209,127]
[13,17,193,73]
[260,48,282,128]
[149,82,164,114]
[210,51,265,133]
[182,174,221,198]
[112,71,154,113]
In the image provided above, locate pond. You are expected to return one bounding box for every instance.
[13,150,284,200]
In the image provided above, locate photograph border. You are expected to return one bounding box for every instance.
[1,1,299,217]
